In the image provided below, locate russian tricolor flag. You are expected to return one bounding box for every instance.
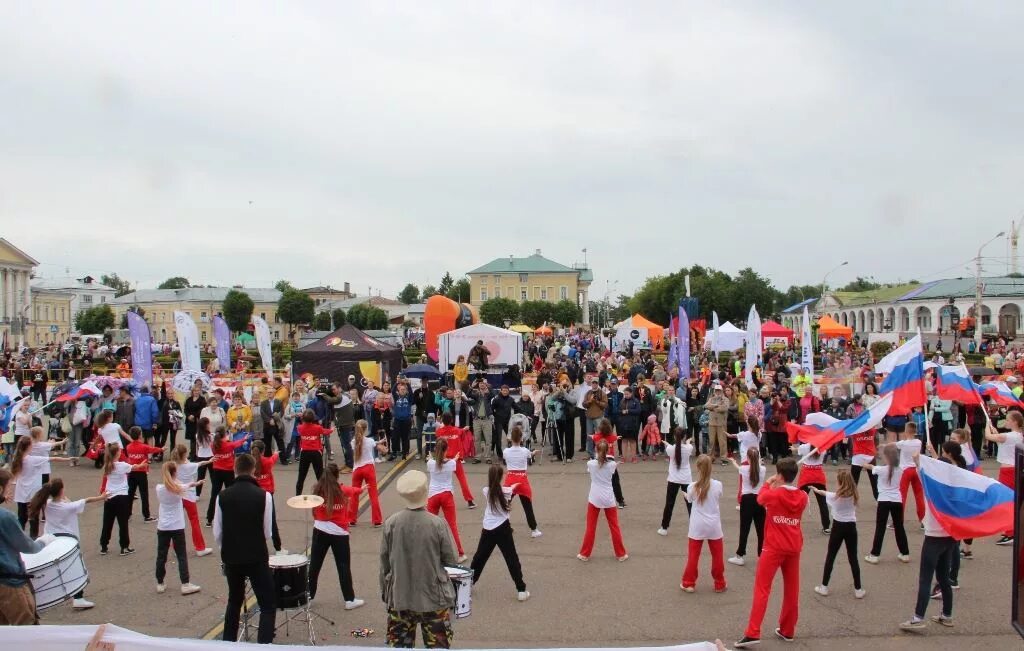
[978,381,1023,407]
[875,335,927,414]
[919,455,1014,539]
[786,393,893,451]
[55,380,103,403]
[933,365,983,406]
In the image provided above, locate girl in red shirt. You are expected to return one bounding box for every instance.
[125,426,163,522]
[348,420,387,526]
[434,411,475,508]
[251,440,283,554]
[205,426,249,526]
[295,409,332,495]
[310,463,366,610]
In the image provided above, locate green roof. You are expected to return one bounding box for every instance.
[833,283,920,307]
[469,253,591,280]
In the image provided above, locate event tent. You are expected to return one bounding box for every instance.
[438,323,524,369]
[704,321,746,351]
[761,320,794,345]
[291,323,404,387]
[614,314,665,350]
[817,315,853,339]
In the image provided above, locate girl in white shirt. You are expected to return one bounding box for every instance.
[99,443,148,556]
[169,443,214,556]
[469,465,530,602]
[810,470,864,598]
[502,426,541,538]
[658,428,693,536]
[864,444,911,563]
[796,442,831,533]
[95,410,129,450]
[31,425,67,484]
[426,437,466,562]
[155,462,204,596]
[985,412,1024,545]
[11,433,70,537]
[681,455,726,593]
[29,477,106,610]
[349,420,388,527]
[727,448,765,567]
[577,441,628,562]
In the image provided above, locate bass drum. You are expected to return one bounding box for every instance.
[269,554,310,610]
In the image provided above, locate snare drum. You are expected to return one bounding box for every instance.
[269,553,310,609]
[445,566,473,618]
[20,537,89,611]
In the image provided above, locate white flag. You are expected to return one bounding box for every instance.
[711,311,720,360]
[744,305,762,388]
[252,316,274,380]
[174,311,201,372]
[801,306,814,381]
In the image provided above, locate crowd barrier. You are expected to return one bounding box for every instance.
[7,624,723,651]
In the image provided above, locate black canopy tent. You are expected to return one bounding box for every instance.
[291,324,405,387]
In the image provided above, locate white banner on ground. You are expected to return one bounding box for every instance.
[252,315,274,380]
[173,310,201,372]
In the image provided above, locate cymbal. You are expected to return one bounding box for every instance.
[286,494,324,509]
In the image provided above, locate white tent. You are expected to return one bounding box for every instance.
[610,323,650,352]
[438,323,524,368]
[705,321,746,352]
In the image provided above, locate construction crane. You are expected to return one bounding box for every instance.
[1012,219,1024,276]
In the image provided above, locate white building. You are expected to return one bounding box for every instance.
[316,295,410,328]
[31,275,117,320]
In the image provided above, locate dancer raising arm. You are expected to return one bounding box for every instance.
[681,455,726,593]
[811,469,864,599]
[426,437,467,563]
[470,465,530,602]
[577,441,628,562]
[657,427,693,536]
[502,425,542,538]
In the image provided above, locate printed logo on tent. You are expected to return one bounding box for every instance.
[327,337,356,348]
[362,336,383,347]
[630,329,641,340]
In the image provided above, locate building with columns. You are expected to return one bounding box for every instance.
[467,250,594,326]
[0,238,38,346]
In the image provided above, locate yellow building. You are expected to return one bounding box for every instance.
[467,250,594,325]
[110,287,285,343]
[0,238,37,344]
[29,288,74,345]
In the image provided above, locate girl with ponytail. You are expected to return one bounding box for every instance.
[810,470,864,599]
[13,431,71,537]
[469,465,529,602]
[310,463,366,610]
[728,447,766,567]
[426,437,466,561]
[578,440,628,561]
[502,425,542,538]
[864,443,910,564]
[681,455,726,593]
[99,442,149,556]
[168,443,214,556]
[349,419,387,527]
[155,461,204,595]
[658,427,693,536]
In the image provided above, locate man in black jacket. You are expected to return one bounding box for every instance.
[490,385,516,459]
[214,454,276,643]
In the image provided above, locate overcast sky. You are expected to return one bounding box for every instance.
[3,2,1022,302]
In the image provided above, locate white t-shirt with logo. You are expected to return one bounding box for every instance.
[686,479,723,540]
[664,443,693,484]
[156,484,186,531]
[44,499,87,538]
[480,486,514,530]
[586,459,617,509]
[503,446,531,472]
[872,465,904,503]
[427,458,455,497]
[997,431,1024,466]
[739,464,766,495]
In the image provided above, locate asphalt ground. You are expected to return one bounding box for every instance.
[16,434,1023,649]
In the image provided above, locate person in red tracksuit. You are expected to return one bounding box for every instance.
[205,427,250,526]
[295,409,332,495]
[125,426,163,522]
[435,412,476,509]
[251,440,284,553]
[348,419,388,527]
[426,437,467,562]
[735,457,809,649]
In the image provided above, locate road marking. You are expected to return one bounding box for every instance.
[200,456,413,641]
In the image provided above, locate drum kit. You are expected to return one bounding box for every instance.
[238,494,335,645]
[20,537,89,611]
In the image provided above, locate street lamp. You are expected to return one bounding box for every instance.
[821,261,849,307]
[975,231,1006,348]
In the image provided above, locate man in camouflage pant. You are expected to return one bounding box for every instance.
[386,609,453,648]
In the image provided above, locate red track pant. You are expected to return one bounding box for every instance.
[452,459,474,504]
[744,548,801,640]
[999,466,1015,537]
[349,464,382,525]
[427,491,464,555]
[899,465,925,523]
[578,504,626,559]
[681,537,726,591]
[182,499,207,552]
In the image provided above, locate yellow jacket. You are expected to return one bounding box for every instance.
[454,363,469,385]
[226,405,252,432]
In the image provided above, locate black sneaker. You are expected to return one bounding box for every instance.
[961,550,973,559]
[99,548,109,556]
[467,501,476,509]
[734,637,760,648]
[120,548,136,556]
[617,502,626,509]
[996,535,1014,546]
[143,517,157,523]
[775,628,794,642]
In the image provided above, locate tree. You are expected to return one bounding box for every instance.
[628,264,778,325]
[75,305,115,334]
[839,276,881,292]
[331,308,346,327]
[519,301,554,328]
[347,303,389,330]
[609,294,632,324]
[478,298,520,326]
[446,277,470,302]
[222,289,255,333]
[438,272,454,297]
[119,305,146,329]
[552,299,582,326]
[398,283,420,304]
[274,280,295,293]
[312,311,333,331]
[777,285,821,310]
[157,277,190,290]
[421,285,438,299]
[277,289,315,329]
[100,273,132,297]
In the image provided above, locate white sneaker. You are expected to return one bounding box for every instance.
[156,583,167,594]
[854,588,866,599]
[517,590,530,602]
[72,598,95,610]
[814,585,829,596]
[181,583,201,595]
[727,555,745,566]
[457,555,468,564]
[576,554,589,562]
[196,549,213,557]
[617,554,629,562]
[344,598,365,610]
[530,530,543,538]
[897,554,911,563]
[656,528,668,536]
[864,554,880,564]
[735,504,741,511]
[276,549,290,556]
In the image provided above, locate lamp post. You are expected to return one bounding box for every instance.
[821,261,849,311]
[975,231,1005,349]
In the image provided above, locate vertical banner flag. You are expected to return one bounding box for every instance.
[173,311,201,372]
[744,305,761,388]
[678,304,690,378]
[252,316,274,379]
[801,306,813,381]
[711,311,720,360]
[212,315,232,373]
[126,311,153,387]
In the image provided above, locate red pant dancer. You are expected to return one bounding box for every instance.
[427,491,464,556]
[452,458,475,505]
[579,504,627,559]
[899,465,925,523]
[744,548,800,640]
[349,465,382,525]
[182,500,207,552]
[681,538,726,591]
[999,466,1015,537]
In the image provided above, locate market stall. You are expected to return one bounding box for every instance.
[291,323,404,387]
[437,323,524,370]
[761,320,794,346]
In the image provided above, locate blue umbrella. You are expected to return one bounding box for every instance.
[403,363,442,380]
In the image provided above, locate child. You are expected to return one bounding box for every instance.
[681,455,726,592]
[910,406,927,440]
[728,448,766,567]
[435,412,475,508]
[12,433,71,537]
[168,443,214,556]
[641,414,661,460]
[310,463,365,610]
[251,440,284,554]
[591,418,626,508]
[155,461,203,595]
[897,422,925,526]
[796,442,831,533]
[421,412,438,460]
[811,470,864,598]
[194,417,214,496]
[30,425,67,485]
[577,440,628,561]
[30,478,105,610]
[125,426,162,523]
[205,426,250,526]
[349,419,387,527]
[864,444,911,564]
[734,458,809,648]
[849,421,879,501]
[502,425,542,537]
[99,443,149,555]
[284,391,305,461]
[698,408,711,456]
[730,416,763,509]
[427,438,467,562]
[657,427,693,536]
[985,412,1023,545]
[470,465,530,602]
[295,409,333,495]
[931,440,968,598]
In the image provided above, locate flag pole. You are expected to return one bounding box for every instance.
[962,361,993,429]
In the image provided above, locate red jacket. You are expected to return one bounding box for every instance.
[125,441,162,471]
[254,453,279,493]
[435,425,465,459]
[297,423,329,452]
[211,438,246,472]
[313,485,361,531]
[757,484,808,554]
